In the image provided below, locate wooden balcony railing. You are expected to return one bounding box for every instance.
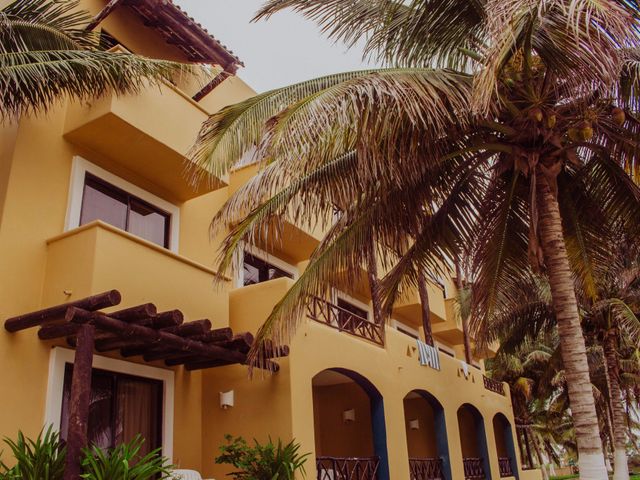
[463,458,485,479]
[483,375,505,396]
[316,456,380,480]
[498,457,514,477]
[409,457,444,480]
[306,296,384,346]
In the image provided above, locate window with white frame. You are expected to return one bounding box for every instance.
[65,157,180,251]
[45,348,174,461]
[333,291,371,328]
[238,247,297,287]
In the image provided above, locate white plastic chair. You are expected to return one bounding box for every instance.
[171,470,202,480]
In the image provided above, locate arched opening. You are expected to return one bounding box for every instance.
[404,390,452,480]
[493,413,519,478]
[457,404,491,480]
[312,368,389,480]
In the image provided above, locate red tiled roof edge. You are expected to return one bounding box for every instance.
[126,0,244,69]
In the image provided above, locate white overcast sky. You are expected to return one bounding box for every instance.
[174,0,375,92]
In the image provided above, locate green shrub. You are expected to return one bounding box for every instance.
[215,435,308,480]
[0,426,66,480]
[81,435,172,480]
[0,429,171,480]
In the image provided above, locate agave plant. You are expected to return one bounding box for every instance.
[0,426,66,480]
[0,0,200,120]
[81,435,172,480]
[189,1,640,478]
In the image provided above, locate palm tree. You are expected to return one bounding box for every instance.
[485,245,640,479]
[1,0,200,120]
[188,2,640,478]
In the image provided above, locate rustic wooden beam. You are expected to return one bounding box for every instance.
[140,326,232,362]
[192,65,237,101]
[38,322,80,340]
[120,320,213,357]
[85,0,125,32]
[163,319,211,336]
[214,332,254,353]
[5,291,121,332]
[84,311,246,363]
[162,331,251,366]
[93,310,184,352]
[63,324,95,480]
[111,303,157,321]
[152,310,184,328]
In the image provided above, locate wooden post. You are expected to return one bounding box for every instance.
[64,323,96,480]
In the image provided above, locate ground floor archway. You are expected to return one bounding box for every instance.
[457,404,491,479]
[493,413,519,478]
[312,368,389,480]
[404,390,451,480]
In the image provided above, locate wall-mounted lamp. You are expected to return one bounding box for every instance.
[220,390,234,409]
[342,408,356,423]
[409,419,420,430]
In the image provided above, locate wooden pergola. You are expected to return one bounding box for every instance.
[4,290,287,480]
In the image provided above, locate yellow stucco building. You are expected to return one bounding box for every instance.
[0,2,542,479]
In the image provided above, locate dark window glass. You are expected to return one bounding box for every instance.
[60,365,163,455]
[397,325,419,339]
[80,179,128,230]
[337,298,368,328]
[242,253,292,286]
[80,174,170,248]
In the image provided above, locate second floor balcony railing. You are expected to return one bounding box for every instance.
[498,457,514,477]
[409,457,444,480]
[316,456,380,480]
[463,458,485,479]
[483,375,505,396]
[306,296,384,346]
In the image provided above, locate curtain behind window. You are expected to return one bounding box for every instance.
[115,378,161,456]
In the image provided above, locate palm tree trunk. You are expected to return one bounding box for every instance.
[535,171,607,479]
[604,331,629,480]
[417,269,435,345]
[523,427,535,468]
[455,262,473,364]
[532,433,550,480]
[367,238,384,326]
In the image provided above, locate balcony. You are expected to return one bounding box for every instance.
[498,457,514,477]
[483,375,506,396]
[432,298,464,345]
[463,458,485,480]
[307,295,384,346]
[64,80,223,201]
[409,458,444,480]
[392,282,447,330]
[42,221,229,322]
[316,456,380,480]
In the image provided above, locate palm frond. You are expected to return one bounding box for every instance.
[188,68,473,184]
[255,0,485,69]
[1,49,195,120]
[0,0,201,120]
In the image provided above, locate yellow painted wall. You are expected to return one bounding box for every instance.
[312,382,375,457]
[403,397,438,458]
[458,407,481,458]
